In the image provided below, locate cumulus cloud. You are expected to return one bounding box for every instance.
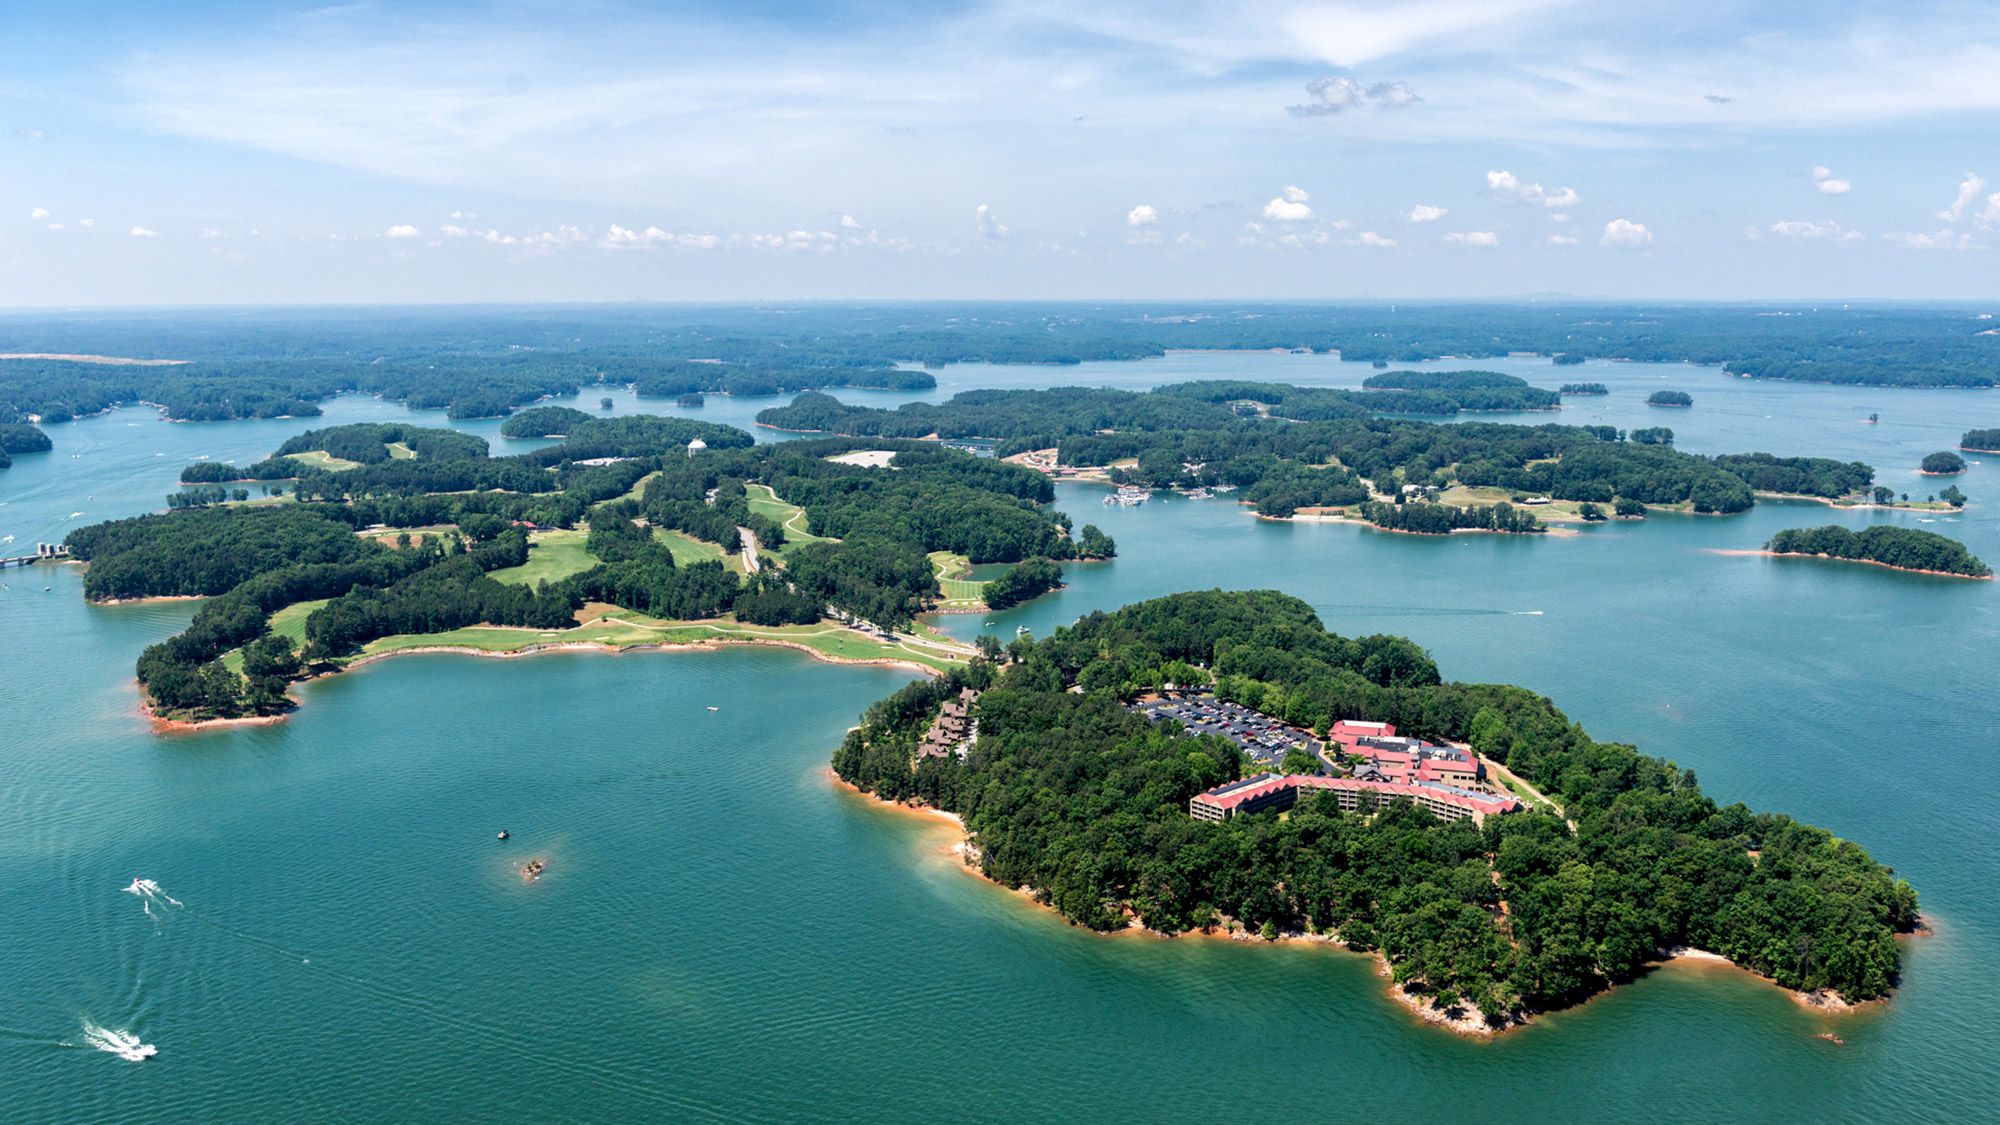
[1126,203,1158,226]
[1407,204,1445,223]
[1811,166,1851,195]
[1884,229,1972,250]
[385,224,422,238]
[130,226,158,238]
[1444,231,1498,246]
[78,217,93,228]
[1769,220,1862,241]
[1704,94,1733,104]
[1600,218,1652,247]
[28,206,48,221]
[839,214,862,229]
[1978,194,2000,229]
[1546,234,1581,245]
[1488,170,1577,208]
[440,224,469,237]
[1358,231,1397,247]
[1939,173,1987,222]
[1287,77,1422,116]
[1262,189,1313,221]
[974,204,1008,240]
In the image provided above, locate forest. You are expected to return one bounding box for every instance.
[980,557,1065,609]
[1764,526,1990,577]
[67,423,1111,718]
[1920,451,1967,475]
[1961,428,2000,452]
[833,590,1920,1027]
[760,384,1874,518]
[1647,391,1694,407]
[1559,383,1607,394]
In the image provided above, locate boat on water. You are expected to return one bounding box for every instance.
[1103,485,1149,507]
[496,829,509,841]
[1016,625,1032,637]
[706,705,720,712]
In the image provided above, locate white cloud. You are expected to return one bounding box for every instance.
[1407,204,1445,223]
[1358,231,1397,247]
[19,127,45,139]
[1769,219,1861,240]
[384,224,422,238]
[1444,231,1498,246]
[129,226,158,238]
[1546,234,1580,245]
[1284,0,1572,67]
[975,203,1008,240]
[1600,218,1651,247]
[1883,229,1972,250]
[1978,194,2000,230]
[1811,165,1851,195]
[28,207,49,221]
[839,214,862,229]
[1939,173,1987,222]
[78,218,94,228]
[1126,203,1158,226]
[448,210,476,220]
[440,224,469,237]
[1287,77,1422,116]
[198,226,225,239]
[1488,170,1577,208]
[1263,188,1313,221]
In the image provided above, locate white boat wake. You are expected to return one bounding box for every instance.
[78,1020,156,1062]
[123,877,183,920]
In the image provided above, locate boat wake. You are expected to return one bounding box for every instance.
[123,877,183,921]
[77,1020,156,1062]
[1512,610,1545,616]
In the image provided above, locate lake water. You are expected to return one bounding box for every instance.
[2,354,1996,1121]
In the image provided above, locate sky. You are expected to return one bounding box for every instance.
[3,0,1999,305]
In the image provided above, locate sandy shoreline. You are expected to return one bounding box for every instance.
[833,775,1910,1037]
[1753,491,1961,513]
[1709,548,1992,580]
[1261,507,1575,538]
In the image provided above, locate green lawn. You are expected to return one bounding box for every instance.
[386,442,417,460]
[744,483,833,557]
[355,612,970,673]
[284,450,361,471]
[488,529,597,587]
[656,527,728,566]
[929,550,989,606]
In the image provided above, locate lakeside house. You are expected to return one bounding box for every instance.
[1190,773,1518,826]
[918,688,979,760]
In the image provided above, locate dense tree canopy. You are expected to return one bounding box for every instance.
[835,590,1920,1026]
[1766,525,1990,577]
[1920,451,1967,475]
[1961,428,2000,452]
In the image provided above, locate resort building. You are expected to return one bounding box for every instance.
[1189,773,1519,826]
[918,688,979,761]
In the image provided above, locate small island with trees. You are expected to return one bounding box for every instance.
[1647,390,1694,407]
[834,590,1920,1033]
[1559,382,1608,395]
[1760,525,1990,579]
[1920,451,1968,476]
[1961,429,2000,453]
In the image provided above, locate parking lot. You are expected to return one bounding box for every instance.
[1132,692,1323,771]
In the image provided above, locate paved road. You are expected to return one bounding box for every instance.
[738,526,761,574]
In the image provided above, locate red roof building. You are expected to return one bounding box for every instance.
[1190,773,1516,826]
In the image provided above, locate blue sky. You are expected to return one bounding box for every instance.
[4,0,1999,304]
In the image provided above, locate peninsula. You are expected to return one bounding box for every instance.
[834,590,1920,1033]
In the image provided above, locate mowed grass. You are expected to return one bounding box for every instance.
[488,529,597,587]
[656,527,728,566]
[222,597,327,674]
[386,442,417,460]
[929,550,989,606]
[744,483,832,557]
[284,450,361,471]
[356,612,969,672]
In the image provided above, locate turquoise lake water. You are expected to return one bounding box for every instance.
[2,354,1996,1121]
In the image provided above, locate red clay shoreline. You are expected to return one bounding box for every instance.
[1710,548,1992,580]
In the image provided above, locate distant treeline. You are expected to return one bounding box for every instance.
[1559,383,1607,395]
[1765,525,1990,577]
[757,384,1880,520]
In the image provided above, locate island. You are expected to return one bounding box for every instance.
[65,416,1112,724]
[0,421,53,469]
[1962,428,2000,453]
[1920,451,1968,476]
[1647,390,1694,407]
[834,590,1920,1033]
[1559,382,1608,395]
[755,383,1885,522]
[1761,526,1991,578]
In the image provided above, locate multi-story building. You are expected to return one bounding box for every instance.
[1190,773,1518,826]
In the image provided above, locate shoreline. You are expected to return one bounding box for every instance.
[1710,547,1993,580]
[144,632,947,731]
[1260,506,1574,538]
[1753,491,1960,513]
[832,773,1911,1038]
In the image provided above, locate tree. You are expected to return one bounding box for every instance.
[975,634,1005,661]
[600,397,615,411]
[1921,451,1967,475]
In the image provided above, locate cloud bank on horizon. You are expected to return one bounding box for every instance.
[4,0,2000,304]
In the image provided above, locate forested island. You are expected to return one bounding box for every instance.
[1962,429,2000,453]
[0,421,53,469]
[834,591,1920,1032]
[1559,383,1608,395]
[757,383,1880,522]
[66,418,1111,722]
[1647,391,1694,407]
[1762,526,1991,578]
[1920,451,1967,476]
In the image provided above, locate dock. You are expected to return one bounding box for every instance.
[0,543,71,568]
